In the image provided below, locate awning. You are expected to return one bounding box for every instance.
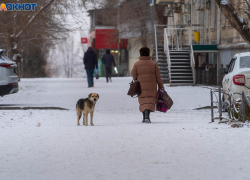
[156,0,174,4]
[192,44,219,53]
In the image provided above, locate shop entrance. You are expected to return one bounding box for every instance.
[194,51,220,85]
[98,49,128,77]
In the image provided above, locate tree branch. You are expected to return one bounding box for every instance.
[15,0,56,38]
[245,0,250,10]
[215,0,250,44]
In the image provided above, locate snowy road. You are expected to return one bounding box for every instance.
[1,77,250,180]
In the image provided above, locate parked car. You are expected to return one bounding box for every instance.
[0,49,19,97]
[219,52,250,101]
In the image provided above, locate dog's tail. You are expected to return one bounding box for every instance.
[76,103,82,119]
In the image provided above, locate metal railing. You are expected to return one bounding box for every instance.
[190,44,196,84]
[154,24,178,61]
[210,87,230,122]
[154,24,159,62]
[163,26,215,51]
[241,92,250,123]
[163,27,196,85]
[210,87,250,123]
[164,27,189,51]
[164,29,171,81]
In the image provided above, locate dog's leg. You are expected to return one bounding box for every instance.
[90,111,94,126]
[77,115,80,126]
[82,113,85,125]
[76,108,81,125]
[84,112,89,126]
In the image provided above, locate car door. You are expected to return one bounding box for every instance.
[223,57,236,91]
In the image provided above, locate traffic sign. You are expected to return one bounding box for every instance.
[81,38,88,44]
[150,0,154,6]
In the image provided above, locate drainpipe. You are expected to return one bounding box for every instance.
[216,3,221,85]
[217,5,221,44]
[189,0,193,45]
[151,2,155,47]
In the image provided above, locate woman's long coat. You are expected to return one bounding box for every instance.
[131,56,164,112]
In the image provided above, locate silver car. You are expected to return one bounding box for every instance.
[0,49,19,97]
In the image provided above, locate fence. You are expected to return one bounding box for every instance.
[210,87,250,123]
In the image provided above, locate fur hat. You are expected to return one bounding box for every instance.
[139,47,150,56]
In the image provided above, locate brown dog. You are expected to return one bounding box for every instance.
[76,93,99,126]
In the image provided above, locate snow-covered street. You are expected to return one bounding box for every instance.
[1,77,250,180]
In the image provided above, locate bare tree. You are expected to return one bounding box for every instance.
[0,0,88,78]
[49,35,84,78]
[216,0,250,44]
[0,0,55,60]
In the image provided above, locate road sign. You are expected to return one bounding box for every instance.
[150,0,154,6]
[81,37,88,44]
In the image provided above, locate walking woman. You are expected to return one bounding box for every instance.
[102,49,116,82]
[131,47,164,123]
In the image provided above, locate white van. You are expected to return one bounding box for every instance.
[0,49,19,97]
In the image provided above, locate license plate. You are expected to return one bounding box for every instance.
[14,68,16,73]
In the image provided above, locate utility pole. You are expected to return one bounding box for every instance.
[21,39,23,78]
[117,4,120,77]
[150,0,155,47]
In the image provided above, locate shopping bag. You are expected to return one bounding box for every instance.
[127,80,141,98]
[156,89,168,112]
[95,70,99,79]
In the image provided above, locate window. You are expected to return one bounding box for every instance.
[0,54,11,61]
[240,56,250,68]
[228,58,236,73]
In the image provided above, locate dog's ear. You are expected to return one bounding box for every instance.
[88,93,92,98]
[97,94,99,98]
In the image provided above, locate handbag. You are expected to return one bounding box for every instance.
[162,89,173,109]
[156,89,168,112]
[95,70,99,79]
[127,80,141,98]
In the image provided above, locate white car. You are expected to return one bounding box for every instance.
[221,52,250,101]
[0,49,19,97]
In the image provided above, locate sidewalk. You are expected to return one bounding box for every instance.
[0,77,249,180]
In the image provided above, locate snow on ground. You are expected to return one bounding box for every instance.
[1,77,250,180]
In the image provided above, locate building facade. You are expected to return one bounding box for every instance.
[155,0,250,85]
[88,9,129,77]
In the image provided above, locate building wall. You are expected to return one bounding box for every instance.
[218,44,250,67]
[127,38,153,75]
[168,0,247,46]
[166,0,250,70]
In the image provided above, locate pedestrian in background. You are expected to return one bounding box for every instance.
[102,49,116,83]
[83,47,98,88]
[131,47,164,123]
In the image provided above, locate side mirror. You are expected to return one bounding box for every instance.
[0,49,5,55]
[218,68,228,74]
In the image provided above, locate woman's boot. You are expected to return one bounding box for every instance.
[144,109,151,123]
[142,111,145,123]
